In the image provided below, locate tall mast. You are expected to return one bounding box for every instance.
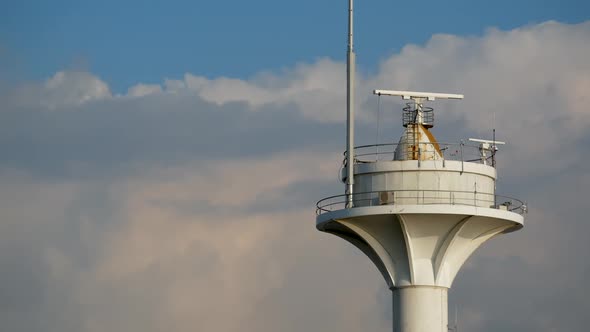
[346,0,355,208]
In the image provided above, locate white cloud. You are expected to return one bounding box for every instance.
[161,58,345,121]
[122,150,339,208]
[40,71,111,108]
[0,151,376,332]
[126,83,163,97]
[1,20,590,332]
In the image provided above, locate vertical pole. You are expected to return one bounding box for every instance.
[492,128,496,167]
[375,94,381,161]
[346,0,355,208]
[460,140,464,174]
[493,128,497,207]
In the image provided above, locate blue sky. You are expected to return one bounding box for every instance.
[1,0,588,92]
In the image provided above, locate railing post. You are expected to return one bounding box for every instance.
[418,147,421,167]
[460,140,464,174]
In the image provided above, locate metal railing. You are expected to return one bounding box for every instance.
[403,104,434,128]
[316,190,526,215]
[349,142,488,164]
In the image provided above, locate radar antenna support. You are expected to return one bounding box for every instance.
[373,89,464,126]
[345,0,355,208]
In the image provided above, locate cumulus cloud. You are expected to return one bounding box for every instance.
[9,71,112,109]
[127,83,163,97]
[165,58,346,121]
[0,20,589,332]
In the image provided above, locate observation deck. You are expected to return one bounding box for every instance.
[315,141,525,293]
[317,142,526,218]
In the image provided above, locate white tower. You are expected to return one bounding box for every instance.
[315,3,525,331]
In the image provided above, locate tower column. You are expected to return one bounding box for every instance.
[392,286,448,332]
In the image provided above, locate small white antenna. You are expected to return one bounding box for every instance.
[468,138,506,166]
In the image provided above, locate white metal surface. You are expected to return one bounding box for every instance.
[353,160,496,205]
[393,287,448,332]
[316,204,524,227]
[373,90,464,100]
[394,125,442,160]
[320,205,522,288]
[469,138,506,145]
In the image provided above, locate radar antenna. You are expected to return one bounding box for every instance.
[468,138,506,166]
[373,90,464,127]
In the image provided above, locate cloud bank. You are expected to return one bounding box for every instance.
[1,21,589,332]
